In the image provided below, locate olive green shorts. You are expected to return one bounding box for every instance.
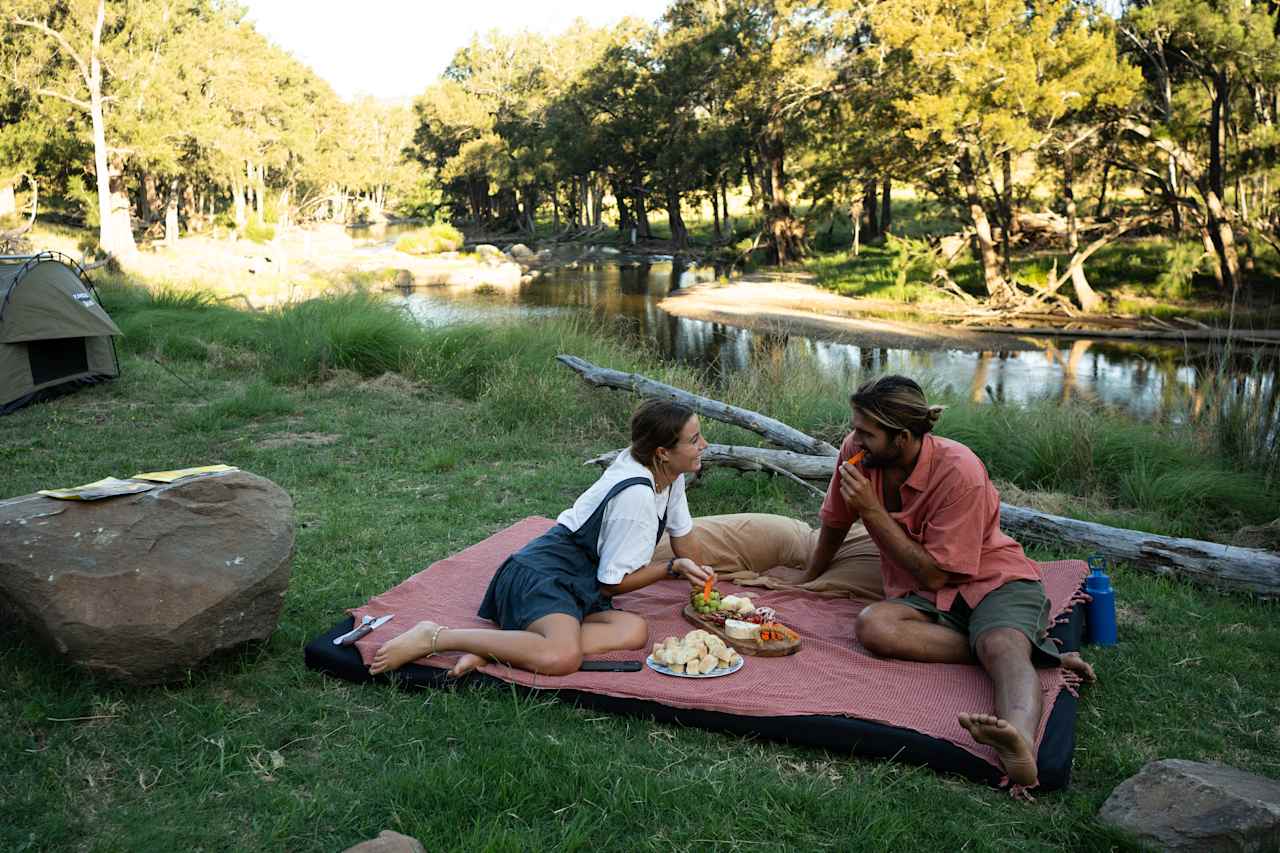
[893,579,1061,666]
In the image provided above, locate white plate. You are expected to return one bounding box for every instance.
[645,654,744,679]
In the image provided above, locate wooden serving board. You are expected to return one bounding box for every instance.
[681,605,802,657]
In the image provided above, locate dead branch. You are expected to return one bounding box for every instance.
[556,355,838,456]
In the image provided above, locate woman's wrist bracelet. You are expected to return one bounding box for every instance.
[665,558,680,578]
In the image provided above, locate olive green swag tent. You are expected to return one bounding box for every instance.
[1,252,121,414]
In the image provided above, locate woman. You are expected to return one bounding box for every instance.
[369,399,714,678]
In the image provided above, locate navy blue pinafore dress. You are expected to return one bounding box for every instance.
[478,477,667,630]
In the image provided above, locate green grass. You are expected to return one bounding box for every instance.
[2,288,1278,851]
[395,223,465,255]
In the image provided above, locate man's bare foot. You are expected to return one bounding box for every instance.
[1060,652,1096,682]
[369,620,443,675]
[958,712,1038,786]
[448,653,486,677]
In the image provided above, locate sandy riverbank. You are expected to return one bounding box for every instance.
[659,278,1039,352]
[94,224,530,307]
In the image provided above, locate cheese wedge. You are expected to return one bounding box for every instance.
[724,619,761,641]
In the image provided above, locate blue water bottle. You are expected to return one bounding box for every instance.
[1084,554,1118,646]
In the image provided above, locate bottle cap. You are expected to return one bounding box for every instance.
[1084,569,1112,594]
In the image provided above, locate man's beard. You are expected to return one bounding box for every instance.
[861,445,901,469]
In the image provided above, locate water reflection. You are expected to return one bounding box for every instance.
[388,254,1279,441]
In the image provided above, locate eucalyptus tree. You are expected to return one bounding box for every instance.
[698,0,829,264]
[871,0,1140,304]
[1119,0,1280,292]
[2,0,202,257]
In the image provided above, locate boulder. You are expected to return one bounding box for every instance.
[342,830,427,853]
[506,242,534,259]
[1098,759,1280,852]
[0,470,294,685]
[472,243,504,260]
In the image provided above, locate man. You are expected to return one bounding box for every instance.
[812,374,1094,785]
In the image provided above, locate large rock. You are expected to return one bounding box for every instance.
[1098,759,1280,852]
[0,470,294,685]
[506,242,534,259]
[341,830,427,853]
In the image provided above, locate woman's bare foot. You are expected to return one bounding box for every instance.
[448,653,486,677]
[369,620,443,675]
[1060,652,1096,682]
[958,712,1038,786]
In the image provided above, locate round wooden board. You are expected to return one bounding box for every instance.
[681,605,801,657]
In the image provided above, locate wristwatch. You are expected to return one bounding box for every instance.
[665,558,680,578]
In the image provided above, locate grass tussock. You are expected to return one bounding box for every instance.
[394,222,464,255]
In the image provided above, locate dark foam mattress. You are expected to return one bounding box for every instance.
[304,602,1084,790]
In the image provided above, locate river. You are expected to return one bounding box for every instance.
[351,224,1280,437]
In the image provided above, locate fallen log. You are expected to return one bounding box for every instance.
[564,357,1280,597]
[556,354,838,456]
[975,325,1280,344]
[999,505,1280,599]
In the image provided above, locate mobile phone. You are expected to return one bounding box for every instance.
[578,659,643,672]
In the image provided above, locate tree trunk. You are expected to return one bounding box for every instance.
[743,148,759,209]
[1204,187,1242,292]
[850,197,863,256]
[105,155,135,257]
[862,180,879,239]
[880,176,892,235]
[1063,150,1079,253]
[760,131,804,264]
[1201,225,1226,291]
[88,2,135,260]
[255,163,266,224]
[633,189,651,239]
[721,179,732,233]
[591,175,603,227]
[233,181,246,228]
[0,183,15,219]
[612,179,633,233]
[183,183,198,231]
[1167,153,1182,232]
[711,189,721,242]
[958,149,1011,302]
[278,187,290,231]
[139,172,161,225]
[999,151,1014,276]
[164,177,179,246]
[1095,160,1111,219]
[667,186,689,250]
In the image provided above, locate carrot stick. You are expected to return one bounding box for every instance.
[703,575,713,600]
[845,450,866,467]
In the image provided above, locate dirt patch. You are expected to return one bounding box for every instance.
[253,432,342,450]
[660,279,1040,352]
[1230,517,1280,552]
[359,372,428,395]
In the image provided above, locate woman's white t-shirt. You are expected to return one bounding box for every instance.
[555,448,693,584]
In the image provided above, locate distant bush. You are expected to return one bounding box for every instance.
[395,223,464,255]
[244,219,276,244]
[1156,240,1206,299]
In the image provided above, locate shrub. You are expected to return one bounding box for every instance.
[394,223,464,255]
[1156,240,1206,299]
[243,219,276,244]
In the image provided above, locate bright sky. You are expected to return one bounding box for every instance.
[243,0,672,103]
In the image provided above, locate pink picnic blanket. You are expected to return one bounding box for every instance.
[351,517,1088,773]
